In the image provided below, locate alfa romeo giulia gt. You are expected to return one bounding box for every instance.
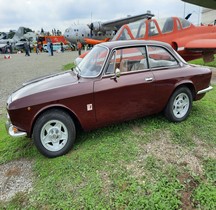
[6,40,213,157]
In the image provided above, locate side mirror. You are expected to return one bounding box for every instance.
[110,68,121,81]
[115,68,121,78]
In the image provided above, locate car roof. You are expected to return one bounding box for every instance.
[98,40,173,50]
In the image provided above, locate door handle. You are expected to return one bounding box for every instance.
[145,77,153,82]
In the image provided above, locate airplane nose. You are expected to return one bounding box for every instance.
[63,32,69,38]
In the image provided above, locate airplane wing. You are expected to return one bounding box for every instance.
[0,43,7,48]
[182,0,216,9]
[185,39,216,51]
[101,13,154,29]
[185,39,216,62]
[84,38,110,45]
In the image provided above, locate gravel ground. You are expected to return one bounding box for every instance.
[0,52,215,202]
[0,51,79,114]
[0,159,33,201]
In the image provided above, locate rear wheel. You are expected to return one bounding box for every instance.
[164,87,192,122]
[33,109,76,157]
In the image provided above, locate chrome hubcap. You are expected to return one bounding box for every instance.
[173,93,189,118]
[41,120,68,152]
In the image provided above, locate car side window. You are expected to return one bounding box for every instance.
[147,46,178,68]
[105,47,148,75]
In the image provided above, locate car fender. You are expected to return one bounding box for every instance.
[172,79,196,99]
[30,104,82,137]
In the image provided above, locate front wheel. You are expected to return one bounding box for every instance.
[33,109,76,157]
[164,87,193,122]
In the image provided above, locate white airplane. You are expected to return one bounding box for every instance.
[63,12,153,45]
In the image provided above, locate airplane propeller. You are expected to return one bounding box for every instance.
[88,23,94,38]
[185,13,192,20]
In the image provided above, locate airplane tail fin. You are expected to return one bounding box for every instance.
[13,27,25,41]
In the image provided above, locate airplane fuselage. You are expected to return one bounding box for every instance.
[63,25,114,45]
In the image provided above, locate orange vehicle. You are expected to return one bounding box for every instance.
[39,35,69,44]
[38,35,71,51]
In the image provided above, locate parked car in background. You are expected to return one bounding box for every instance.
[5,40,213,157]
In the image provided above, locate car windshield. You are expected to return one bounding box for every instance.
[78,45,109,77]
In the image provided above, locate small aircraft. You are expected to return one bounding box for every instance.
[63,12,153,45]
[182,0,216,9]
[0,27,36,52]
[81,16,216,63]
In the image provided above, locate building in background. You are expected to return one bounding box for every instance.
[201,8,216,25]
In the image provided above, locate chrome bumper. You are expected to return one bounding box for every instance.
[197,86,213,95]
[5,120,27,137]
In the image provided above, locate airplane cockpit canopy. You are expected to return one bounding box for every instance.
[112,17,192,41]
[157,17,174,34]
[178,17,191,29]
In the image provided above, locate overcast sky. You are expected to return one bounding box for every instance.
[0,0,202,33]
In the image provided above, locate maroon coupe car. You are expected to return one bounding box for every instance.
[5,40,213,157]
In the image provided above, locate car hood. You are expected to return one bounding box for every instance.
[11,70,78,102]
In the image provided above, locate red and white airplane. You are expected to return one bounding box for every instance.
[110,16,216,62]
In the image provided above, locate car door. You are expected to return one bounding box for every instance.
[93,46,157,126]
[147,45,183,110]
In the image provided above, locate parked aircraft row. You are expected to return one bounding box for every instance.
[63,12,154,45]
[64,1,216,63]
[0,27,37,52]
[1,0,215,62]
[0,27,70,53]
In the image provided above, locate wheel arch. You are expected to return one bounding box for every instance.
[163,82,196,112]
[164,83,195,122]
[30,105,82,137]
[173,82,196,100]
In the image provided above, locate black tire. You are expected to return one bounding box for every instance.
[33,109,76,158]
[164,87,192,122]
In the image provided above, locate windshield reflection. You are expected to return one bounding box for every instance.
[78,46,108,77]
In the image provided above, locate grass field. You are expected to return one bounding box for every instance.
[0,89,215,209]
[0,60,215,209]
[189,57,216,67]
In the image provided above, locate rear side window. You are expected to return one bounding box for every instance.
[147,46,178,68]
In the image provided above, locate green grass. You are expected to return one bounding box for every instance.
[0,86,215,209]
[189,56,216,67]
[62,62,76,70]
